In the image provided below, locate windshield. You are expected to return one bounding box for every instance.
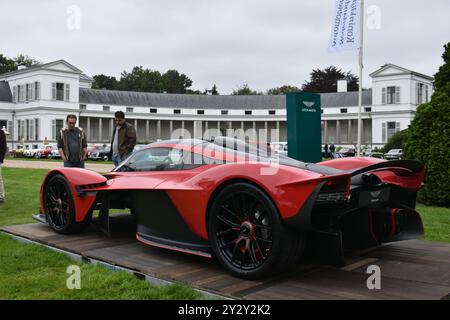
[114,147,185,172]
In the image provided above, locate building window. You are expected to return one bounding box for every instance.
[103,106,110,111]
[245,110,252,115]
[384,86,400,105]
[35,82,40,100]
[80,104,87,110]
[221,110,228,115]
[268,110,276,115]
[52,119,64,140]
[174,109,181,114]
[150,108,157,113]
[126,107,134,113]
[416,83,429,104]
[53,83,65,101]
[382,121,400,142]
[26,84,32,102]
[321,109,324,114]
[197,110,205,115]
[35,118,39,141]
[340,108,348,113]
[365,107,371,112]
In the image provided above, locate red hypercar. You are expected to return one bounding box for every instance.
[35,137,425,279]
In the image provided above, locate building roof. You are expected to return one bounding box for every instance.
[80,73,94,82]
[0,60,82,79]
[369,63,434,80]
[79,88,372,109]
[0,81,12,102]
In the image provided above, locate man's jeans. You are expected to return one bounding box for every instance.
[112,153,131,167]
[64,161,85,168]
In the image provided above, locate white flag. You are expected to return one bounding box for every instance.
[328,0,361,53]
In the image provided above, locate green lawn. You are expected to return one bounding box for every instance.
[0,167,202,300]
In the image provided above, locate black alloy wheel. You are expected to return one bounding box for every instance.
[208,183,305,279]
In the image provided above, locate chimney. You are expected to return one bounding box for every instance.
[337,80,347,92]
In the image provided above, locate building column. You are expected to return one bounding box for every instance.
[157,120,161,140]
[109,118,113,141]
[134,119,138,138]
[146,120,149,142]
[194,120,202,139]
[348,119,352,144]
[324,120,328,143]
[182,120,185,138]
[87,117,91,141]
[98,118,102,142]
[336,120,341,144]
[241,121,244,131]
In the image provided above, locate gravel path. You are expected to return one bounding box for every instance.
[3,160,114,173]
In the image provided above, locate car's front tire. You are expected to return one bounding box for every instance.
[208,182,305,279]
[44,174,91,234]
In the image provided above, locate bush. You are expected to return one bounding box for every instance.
[383,129,408,153]
[404,43,450,207]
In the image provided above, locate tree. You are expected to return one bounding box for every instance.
[232,84,262,95]
[211,84,219,95]
[118,66,163,92]
[0,54,16,74]
[13,54,40,67]
[0,53,40,75]
[161,70,193,93]
[404,42,450,207]
[382,129,408,153]
[267,85,301,95]
[92,74,119,90]
[302,66,359,93]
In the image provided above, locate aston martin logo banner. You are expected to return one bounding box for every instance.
[328,0,361,52]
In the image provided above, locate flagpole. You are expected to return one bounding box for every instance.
[357,0,364,156]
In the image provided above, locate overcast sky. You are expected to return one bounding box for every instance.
[1,0,449,94]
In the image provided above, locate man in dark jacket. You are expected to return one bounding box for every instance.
[110,111,136,167]
[57,114,88,168]
[0,128,6,203]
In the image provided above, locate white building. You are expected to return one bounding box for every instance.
[0,60,434,150]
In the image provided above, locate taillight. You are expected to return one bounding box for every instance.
[315,176,350,204]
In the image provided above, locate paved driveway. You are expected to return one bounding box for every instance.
[3,160,113,173]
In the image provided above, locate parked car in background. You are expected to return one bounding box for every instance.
[270,142,288,155]
[12,145,25,158]
[48,148,61,159]
[23,147,42,158]
[89,147,111,161]
[384,149,403,160]
[363,148,384,158]
[337,147,356,157]
[35,145,55,159]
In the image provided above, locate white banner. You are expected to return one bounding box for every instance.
[328,0,361,53]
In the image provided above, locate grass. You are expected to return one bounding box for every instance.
[416,203,450,243]
[0,167,202,300]
[0,233,201,299]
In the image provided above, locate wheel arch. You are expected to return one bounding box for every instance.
[205,178,281,236]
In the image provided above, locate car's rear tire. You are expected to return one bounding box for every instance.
[208,183,305,279]
[44,174,91,234]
